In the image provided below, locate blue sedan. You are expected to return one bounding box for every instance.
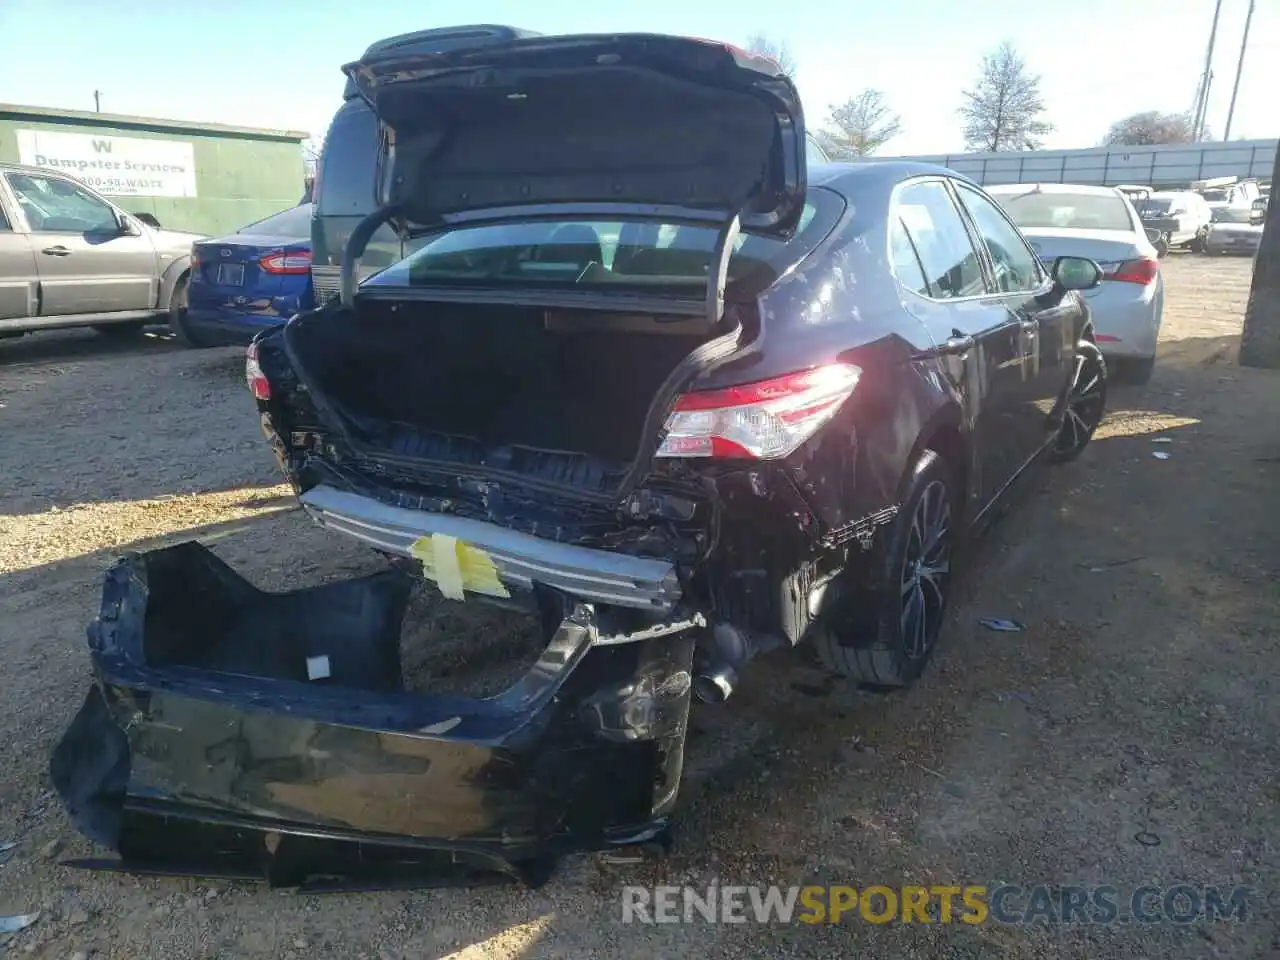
[176,203,314,347]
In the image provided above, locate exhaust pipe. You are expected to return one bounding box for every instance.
[692,624,781,704]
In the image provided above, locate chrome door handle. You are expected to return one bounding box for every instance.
[41,245,72,256]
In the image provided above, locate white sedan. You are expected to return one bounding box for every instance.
[987,183,1164,385]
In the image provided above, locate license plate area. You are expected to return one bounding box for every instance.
[216,263,245,286]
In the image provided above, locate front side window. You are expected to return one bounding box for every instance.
[893,180,986,299]
[6,173,117,233]
[954,183,1043,294]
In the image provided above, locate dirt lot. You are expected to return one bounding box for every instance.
[1,254,1277,959]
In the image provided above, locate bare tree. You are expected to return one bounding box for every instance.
[819,89,902,159]
[1239,149,1280,368]
[1104,111,1200,146]
[744,33,797,75]
[958,41,1053,152]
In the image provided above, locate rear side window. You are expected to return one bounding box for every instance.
[889,217,929,296]
[992,191,1134,232]
[953,184,1043,294]
[894,180,986,299]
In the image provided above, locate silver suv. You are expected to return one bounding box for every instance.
[0,162,203,338]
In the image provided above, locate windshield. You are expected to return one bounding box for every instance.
[366,197,837,293]
[239,203,313,238]
[994,192,1133,231]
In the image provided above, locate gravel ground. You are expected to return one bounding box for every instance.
[0,253,1277,959]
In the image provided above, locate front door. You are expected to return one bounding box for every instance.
[951,181,1070,458]
[4,171,157,317]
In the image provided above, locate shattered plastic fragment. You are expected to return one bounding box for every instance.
[978,618,1025,633]
[0,912,40,934]
[1152,451,1171,460]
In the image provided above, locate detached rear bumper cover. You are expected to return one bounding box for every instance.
[51,542,695,889]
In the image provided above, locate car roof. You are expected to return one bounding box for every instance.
[986,182,1123,197]
[0,161,68,176]
[810,160,976,193]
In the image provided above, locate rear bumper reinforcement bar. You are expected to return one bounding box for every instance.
[299,484,682,611]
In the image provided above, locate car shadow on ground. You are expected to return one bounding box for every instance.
[0,324,183,366]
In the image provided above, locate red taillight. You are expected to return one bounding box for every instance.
[1105,257,1159,285]
[245,342,270,401]
[260,250,312,274]
[656,364,862,460]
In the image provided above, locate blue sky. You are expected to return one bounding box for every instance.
[2,0,1275,155]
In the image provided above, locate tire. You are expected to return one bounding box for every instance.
[92,320,147,337]
[166,274,209,348]
[1114,356,1155,386]
[1189,234,1206,254]
[1154,236,1170,258]
[815,449,956,689]
[1049,341,1107,464]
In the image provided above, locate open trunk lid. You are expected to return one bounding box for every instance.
[341,33,807,238]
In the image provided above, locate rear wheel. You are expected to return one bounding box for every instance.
[816,449,955,689]
[1050,342,1107,463]
[1189,232,1207,254]
[92,320,147,337]
[1154,235,1170,258]
[167,274,208,348]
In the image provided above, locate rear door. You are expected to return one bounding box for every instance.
[4,171,157,317]
[950,180,1067,459]
[892,178,1028,508]
[0,190,38,323]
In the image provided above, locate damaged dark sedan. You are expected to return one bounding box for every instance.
[53,33,1108,889]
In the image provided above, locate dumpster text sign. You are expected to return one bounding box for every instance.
[16,129,197,198]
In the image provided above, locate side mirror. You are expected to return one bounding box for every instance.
[1051,255,1102,292]
[1144,227,1162,245]
[133,212,162,229]
[116,213,140,236]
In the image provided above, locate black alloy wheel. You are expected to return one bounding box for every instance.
[816,449,955,688]
[1050,341,1107,463]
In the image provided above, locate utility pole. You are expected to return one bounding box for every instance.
[1223,0,1255,141]
[1238,146,1280,367]
[1193,0,1224,140]
[93,90,101,113]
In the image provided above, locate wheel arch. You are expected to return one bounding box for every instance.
[158,256,191,311]
[903,402,972,523]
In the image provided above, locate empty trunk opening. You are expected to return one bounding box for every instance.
[140,545,546,701]
[287,300,731,465]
